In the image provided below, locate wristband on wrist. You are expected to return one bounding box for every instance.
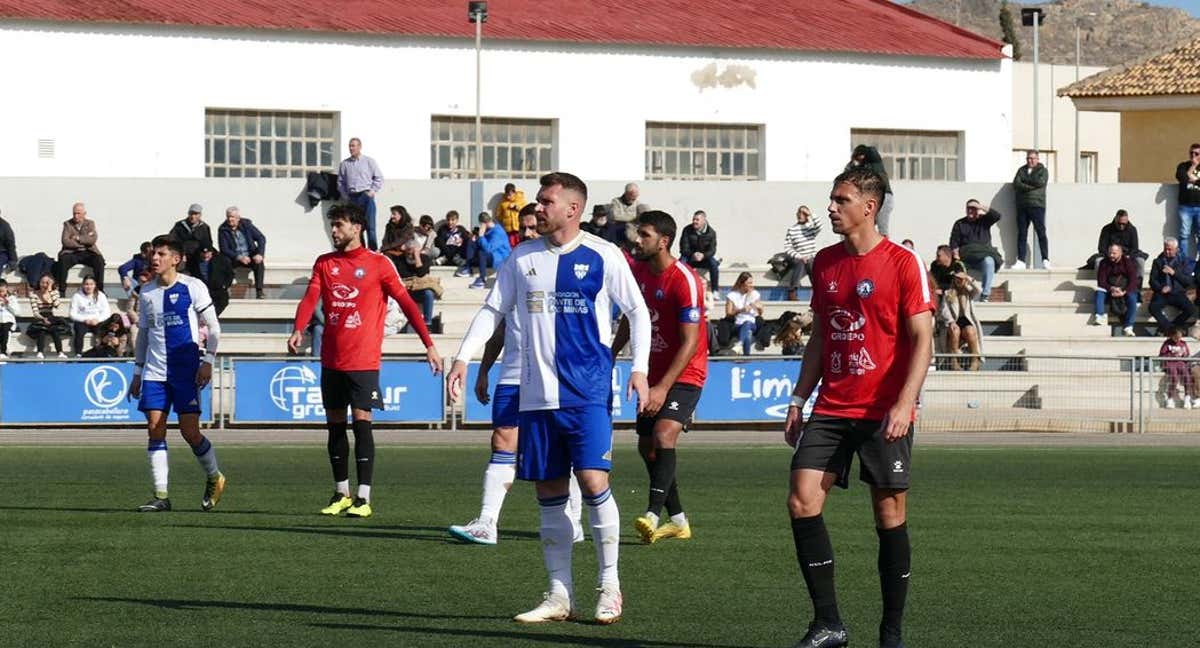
[133,364,143,376]
[203,353,216,364]
[789,394,805,408]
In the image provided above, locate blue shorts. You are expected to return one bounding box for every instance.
[517,404,613,481]
[138,378,202,417]
[492,383,520,429]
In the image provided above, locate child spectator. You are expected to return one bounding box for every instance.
[0,278,20,358]
[25,274,70,358]
[69,275,112,355]
[435,210,470,267]
[1159,326,1192,409]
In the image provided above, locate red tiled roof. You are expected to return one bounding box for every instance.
[0,0,1004,60]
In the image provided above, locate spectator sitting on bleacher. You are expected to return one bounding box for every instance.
[82,313,128,358]
[609,182,641,224]
[938,270,983,371]
[1089,244,1141,335]
[949,199,1001,302]
[781,205,821,300]
[187,245,233,315]
[929,245,967,300]
[467,212,510,290]
[682,210,720,297]
[0,278,19,358]
[1149,238,1197,336]
[69,275,112,356]
[435,210,470,267]
[25,274,69,358]
[0,210,16,274]
[118,241,152,297]
[1083,209,1147,270]
[414,215,440,261]
[169,203,214,261]
[381,205,413,256]
[218,206,267,299]
[383,296,406,336]
[582,204,624,246]
[54,202,105,297]
[725,271,762,356]
[123,268,150,347]
[393,230,437,327]
[1159,326,1192,409]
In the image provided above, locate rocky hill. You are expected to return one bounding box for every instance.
[907,0,1200,66]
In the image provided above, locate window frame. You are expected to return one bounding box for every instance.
[205,109,338,179]
[430,116,555,179]
[852,129,963,182]
[644,122,764,181]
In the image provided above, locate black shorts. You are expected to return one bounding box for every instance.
[790,413,913,490]
[636,383,702,436]
[320,368,384,412]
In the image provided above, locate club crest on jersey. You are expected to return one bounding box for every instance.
[655,288,665,300]
[168,293,179,304]
[856,279,875,298]
[685,307,700,322]
[354,267,366,279]
[573,263,589,279]
[827,280,838,293]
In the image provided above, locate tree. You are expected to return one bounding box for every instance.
[1000,0,1022,61]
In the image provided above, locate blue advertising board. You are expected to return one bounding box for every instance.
[232,359,444,423]
[462,358,813,424]
[0,360,212,424]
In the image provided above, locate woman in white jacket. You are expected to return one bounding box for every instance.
[0,278,20,358]
[69,275,111,356]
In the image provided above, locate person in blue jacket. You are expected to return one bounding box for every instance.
[468,212,511,289]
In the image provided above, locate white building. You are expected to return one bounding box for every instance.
[0,0,1012,183]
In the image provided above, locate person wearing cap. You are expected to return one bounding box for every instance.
[187,244,234,315]
[169,203,214,262]
[337,137,384,251]
[583,204,625,246]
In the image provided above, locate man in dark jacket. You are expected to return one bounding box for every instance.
[1012,150,1050,269]
[434,210,471,266]
[845,145,894,236]
[0,211,17,274]
[680,210,720,292]
[948,199,1003,302]
[217,206,267,299]
[1149,238,1196,335]
[1083,209,1146,270]
[1175,143,1200,260]
[169,203,214,261]
[187,245,234,314]
[1090,244,1141,333]
[582,205,625,246]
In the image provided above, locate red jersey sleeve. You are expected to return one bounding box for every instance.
[378,255,434,348]
[293,259,323,332]
[672,266,703,323]
[897,248,935,318]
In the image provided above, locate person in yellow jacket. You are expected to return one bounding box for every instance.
[497,183,527,235]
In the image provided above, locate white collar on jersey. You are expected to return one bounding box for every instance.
[542,229,586,255]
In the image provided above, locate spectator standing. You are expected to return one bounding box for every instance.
[435,211,471,267]
[337,137,384,251]
[583,205,625,246]
[1159,327,1192,409]
[0,210,17,274]
[0,278,19,358]
[26,274,69,358]
[845,145,894,235]
[725,271,762,356]
[1011,150,1050,269]
[381,205,414,256]
[497,183,527,239]
[609,183,641,223]
[680,210,720,296]
[948,199,1003,302]
[1175,143,1200,261]
[1084,210,1147,270]
[467,212,511,289]
[54,202,106,297]
[1149,238,1196,336]
[187,245,234,315]
[938,271,983,371]
[169,203,214,260]
[217,206,267,299]
[69,275,112,355]
[782,205,822,299]
[118,241,153,297]
[1089,244,1141,333]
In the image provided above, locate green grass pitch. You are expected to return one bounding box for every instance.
[0,444,1196,647]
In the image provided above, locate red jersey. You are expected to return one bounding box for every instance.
[810,239,933,420]
[293,246,433,371]
[632,259,708,387]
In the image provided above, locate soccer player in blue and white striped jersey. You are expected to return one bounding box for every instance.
[449,172,652,625]
[127,235,224,513]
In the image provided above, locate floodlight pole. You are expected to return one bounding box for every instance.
[1074,22,1080,182]
[1033,11,1040,153]
[474,17,483,180]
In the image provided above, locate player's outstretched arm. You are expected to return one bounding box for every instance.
[881,310,933,442]
[786,318,824,447]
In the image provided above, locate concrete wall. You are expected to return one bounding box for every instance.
[1011,62,1120,183]
[0,178,1184,274]
[0,21,1012,182]
[1119,110,1200,183]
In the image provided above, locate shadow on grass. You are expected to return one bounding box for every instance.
[311,621,758,647]
[0,505,312,517]
[169,523,459,543]
[76,597,507,622]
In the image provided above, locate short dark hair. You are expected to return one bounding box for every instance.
[539,172,588,202]
[446,210,460,220]
[1115,209,1128,218]
[151,234,182,257]
[519,203,537,218]
[139,241,153,252]
[1190,143,1200,152]
[936,244,953,256]
[389,204,405,215]
[504,182,517,193]
[833,167,886,211]
[637,210,677,251]
[328,202,368,229]
[419,214,434,227]
[0,278,7,288]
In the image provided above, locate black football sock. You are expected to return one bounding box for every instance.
[664,478,684,517]
[640,452,657,513]
[791,514,841,626]
[647,448,677,519]
[877,522,911,641]
[327,422,349,486]
[351,419,375,487]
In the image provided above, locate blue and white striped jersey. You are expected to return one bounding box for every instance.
[136,275,216,382]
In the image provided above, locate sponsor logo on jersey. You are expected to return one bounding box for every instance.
[345,311,362,329]
[848,348,876,375]
[856,278,875,298]
[331,266,340,276]
[354,267,366,279]
[574,263,590,279]
[828,308,867,341]
[830,351,843,374]
[331,283,360,300]
[328,312,341,326]
[526,266,537,277]
[827,280,838,293]
[84,365,128,409]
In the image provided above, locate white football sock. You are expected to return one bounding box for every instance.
[671,512,688,527]
[190,436,219,477]
[147,440,168,497]
[538,495,575,600]
[480,451,516,523]
[644,511,660,527]
[335,480,350,496]
[586,488,620,590]
[357,484,371,502]
[567,472,583,527]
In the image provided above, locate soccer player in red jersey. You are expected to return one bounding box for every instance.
[613,210,708,544]
[783,168,934,648]
[289,203,442,518]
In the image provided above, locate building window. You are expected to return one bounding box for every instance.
[852,129,962,181]
[645,122,762,180]
[430,116,554,179]
[1079,151,1098,183]
[205,109,336,178]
